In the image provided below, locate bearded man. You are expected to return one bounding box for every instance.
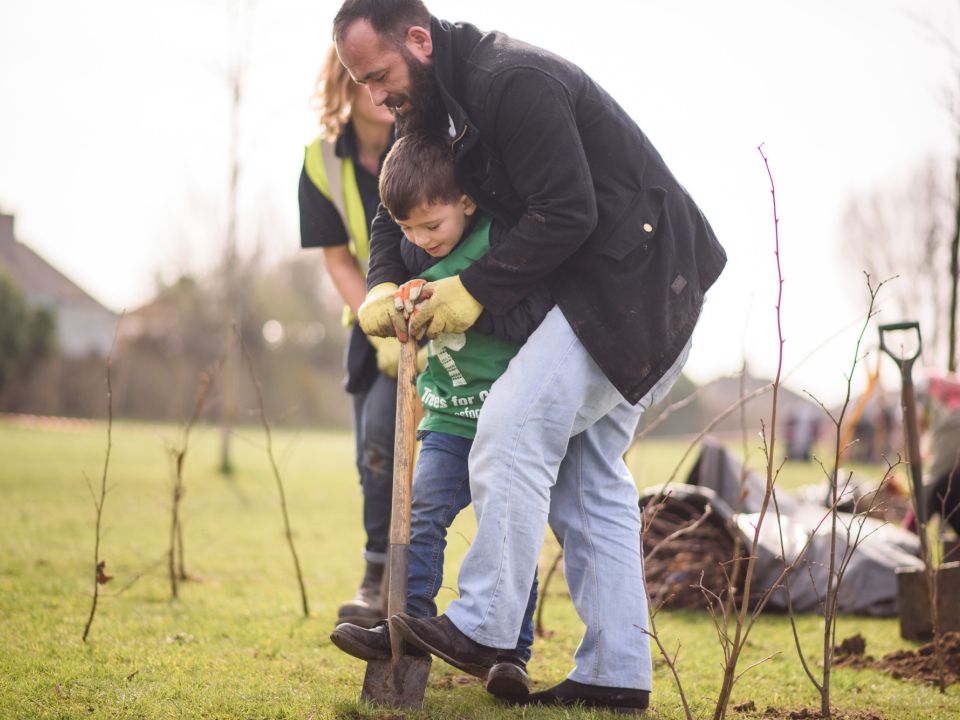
[332,0,726,712]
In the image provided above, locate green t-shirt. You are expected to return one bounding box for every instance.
[416,216,520,439]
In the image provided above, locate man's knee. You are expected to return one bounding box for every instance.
[360,440,392,486]
[359,410,395,481]
[473,397,513,448]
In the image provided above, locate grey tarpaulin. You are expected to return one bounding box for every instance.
[640,440,923,616]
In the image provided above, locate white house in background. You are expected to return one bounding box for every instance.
[0,212,117,357]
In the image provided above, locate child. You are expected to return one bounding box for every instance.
[330,131,552,700]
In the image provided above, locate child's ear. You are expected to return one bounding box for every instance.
[460,194,477,216]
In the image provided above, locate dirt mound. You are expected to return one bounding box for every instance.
[756,708,883,720]
[832,631,960,686]
[732,701,883,719]
[877,631,960,685]
[834,633,866,659]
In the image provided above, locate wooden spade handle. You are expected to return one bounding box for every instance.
[387,338,419,618]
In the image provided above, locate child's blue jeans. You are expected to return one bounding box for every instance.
[408,430,538,662]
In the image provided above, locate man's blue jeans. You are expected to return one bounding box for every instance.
[409,431,538,662]
[351,372,397,563]
[445,306,691,690]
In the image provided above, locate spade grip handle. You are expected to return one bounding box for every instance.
[877,321,927,544]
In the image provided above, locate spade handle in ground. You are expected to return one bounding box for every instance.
[387,336,419,661]
[359,332,431,710]
[878,321,927,553]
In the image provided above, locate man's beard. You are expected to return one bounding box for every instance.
[394,49,448,137]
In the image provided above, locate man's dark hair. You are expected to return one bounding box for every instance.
[379,132,461,221]
[333,0,431,44]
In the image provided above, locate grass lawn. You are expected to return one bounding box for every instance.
[1,416,957,719]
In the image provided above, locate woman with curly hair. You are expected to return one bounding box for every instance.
[298,44,396,628]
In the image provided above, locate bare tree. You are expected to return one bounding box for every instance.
[237,326,310,618]
[842,159,952,368]
[704,144,787,720]
[949,137,960,372]
[642,146,789,720]
[920,5,960,371]
[778,275,906,719]
[168,358,224,600]
[82,320,122,642]
[845,6,960,371]
[218,0,255,474]
[534,549,563,639]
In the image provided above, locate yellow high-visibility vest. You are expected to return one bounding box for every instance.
[304,136,370,325]
[304,136,370,267]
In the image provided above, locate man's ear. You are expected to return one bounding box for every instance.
[460,194,477,216]
[405,25,433,60]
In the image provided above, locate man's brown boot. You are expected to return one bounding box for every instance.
[336,560,386,628]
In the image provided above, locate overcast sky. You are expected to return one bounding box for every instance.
[0,0,956,406]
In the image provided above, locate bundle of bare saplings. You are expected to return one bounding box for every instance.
[641,492,741,610]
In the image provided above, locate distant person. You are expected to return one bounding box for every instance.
[924,409,960,535]
[853,411,876,462]
[298,44,398,628]
[335,0,726,713]
[330,131,551,699]
[785,404,820,462]
[919,372,960,536]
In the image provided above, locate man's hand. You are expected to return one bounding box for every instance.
[407,275,483,339]
[367,336,402,378]
[357,282,409,341]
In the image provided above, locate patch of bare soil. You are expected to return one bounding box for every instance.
[756,708,883,720]
[835,633,866,658]
[833,631,960,687]
[732,700,883,718]
[433,674,479,690]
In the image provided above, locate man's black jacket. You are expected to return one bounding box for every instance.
[367,18,727,404]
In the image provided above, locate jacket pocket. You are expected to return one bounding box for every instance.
[596,185,666,261]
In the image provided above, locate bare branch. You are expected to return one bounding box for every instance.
[108,553,169,598]
[645,504,713,564]
[635,384,707,442]
[237,325,310,618]
[660,384,771,491]
[734,652,781,685]
[83,314,123,642]
[535,549,564,638]
[168,356,225,600]
[638,626,695,720]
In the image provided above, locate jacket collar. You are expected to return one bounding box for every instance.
[429,17,481,149]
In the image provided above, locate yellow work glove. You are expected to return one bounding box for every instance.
[357,282,407,340]
[367,336,402,379]
[407,275,483,340]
